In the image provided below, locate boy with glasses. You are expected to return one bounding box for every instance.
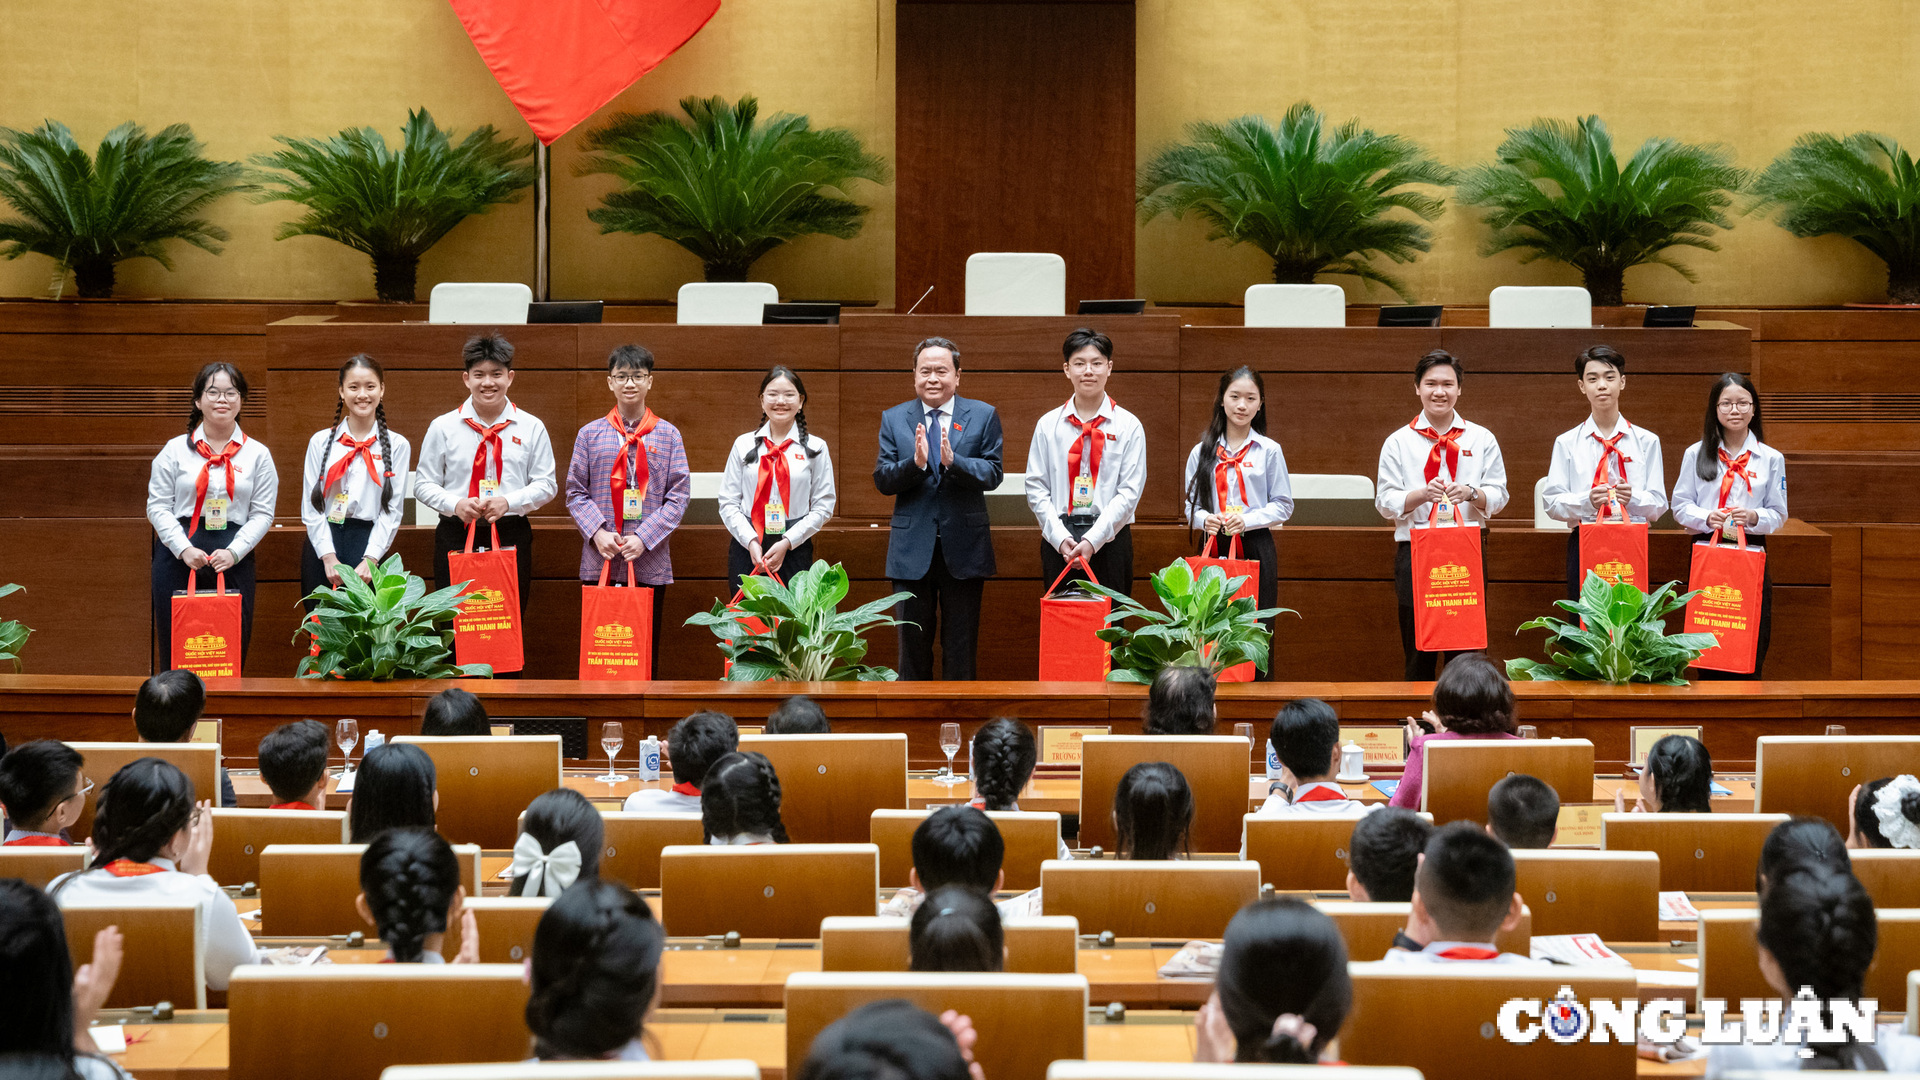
[1025,328,1146,594]
[0,740,88,845]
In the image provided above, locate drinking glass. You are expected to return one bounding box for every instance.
[934,722,965,785]
[598,721,628,783]
[1233,723,1254,768]
[335,719,359,775]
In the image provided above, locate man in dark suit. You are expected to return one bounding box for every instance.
[874,336,1004,680]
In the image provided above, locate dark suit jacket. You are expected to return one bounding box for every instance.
[873,395,1004,581]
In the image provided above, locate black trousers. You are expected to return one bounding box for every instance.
[726,536,816,597]
[893,540,986,681]
[1689,533,1773,681]
[1394,528,1489,681]
[1040,524,1134,599]
[1200,527,1280,680]
[300,518,376,611]
[434,514,534,616]
[152,518,256,672]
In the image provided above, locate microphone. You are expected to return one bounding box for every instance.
[905,285,934,315]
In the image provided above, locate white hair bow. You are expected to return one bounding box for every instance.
[509,834,582,898]
[1873,774,1920,851]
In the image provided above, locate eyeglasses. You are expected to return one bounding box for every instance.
[1717,399,1755,413]
[1067,358,1111,373]
[201,389,243,402]
[609,373,652,386]
[60,778,95,806]
[763,391,801,403]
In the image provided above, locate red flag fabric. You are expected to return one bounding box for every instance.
[448,0,723,145]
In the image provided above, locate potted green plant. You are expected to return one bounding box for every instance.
[685,562,912,681]
[1749,132,1920,304]
[0,121,251,298]
[0,583,32,672]
[1457,115,1745,305]
[1507,573,1719,685]
[251,109,537,302]
[294,555,492,680]
[1136,102,1455,303]
[578,95,890,282]
[1079,560,1290,683]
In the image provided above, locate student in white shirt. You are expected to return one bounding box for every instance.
[1026,327,1147,594]
[1381,822,1537,965]
[49,758,259,991]
[527,879,665,1062]
[299,355,411,606]
[354,827,478,964]
[1375,350,1509,680]
[146,362,278,665]
[1541,345,1668,598]
[412,332,558,617]
[1253,698,1374,818]
[622,711,738,814]
[700,751,790,845]
[717,366,836,595]
[1183,366,1293,679]
[1670,372,1788,679]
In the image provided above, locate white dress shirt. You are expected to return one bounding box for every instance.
[622,788,702,813]
[299,425,413,561]
[1025,395,1147,551]
[412,399,557,518]
[1251,781,1378,817]
[1670,436,1788,536]
[1183,432,1295,530]
[51,857,259,990]
[1379,940,1542,966]
[1375,413,1510,542]
[146,426,279,559]
[1542,416,1668,525]
[717,426,836,548]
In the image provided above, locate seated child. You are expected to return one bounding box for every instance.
[355,826,476,963]
[527,878,665,1061]
[968,717,1070,860]
[1114,761,1193,860]
[509,788,604,898]
[880,805,1004,918]
[1617,734,1713,813]
[795,1000,978,1080]
[1384,821,1533,964]
[1195,898,1352,1064]
[1485,773,1558,849]
[347,742,437,842]
[764,695,831,734]
[1756,816,1849,895]
[909,886,1005,973]
[419,688,490,736]
[701,751,789,845]
[624,711,738,813]
[1847,774,1920,850]
[133,668,235,807]
[1344,807,1433,903]
[258,720,330,810]
[0,740,86,845]
[1254,698,1373,816]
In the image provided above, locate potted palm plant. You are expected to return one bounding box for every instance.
[251,109,537,302]
[578,95,890,282]
[685,562,912,681]
[1136,103,1454,304]
[1081,560,1289,683]
[295,555,492,680]
[1457,116,1745,305]
[0,121,251,298]
[1750,132,1920,304]
[1508,574,1718,685]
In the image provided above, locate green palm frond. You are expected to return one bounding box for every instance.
[578,95,890,282]
[0,121,251,298]
[1135,102,1456,303]
[1456,116,1745,305]
[251,109,536,302]
[1749,131,1920,303]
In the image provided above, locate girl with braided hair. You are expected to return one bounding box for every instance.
[526,878,665,1061]
[700,751,790,845]
[299,355,411,606]
[1195,898,1352,1064]
[966,716,1070,860]
[717,366,835,594]
[49,758,258,990]
[354,827,476,963]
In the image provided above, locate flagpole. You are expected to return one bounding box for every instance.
[534,142,552,301]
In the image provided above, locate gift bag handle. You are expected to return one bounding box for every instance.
[1707,523,1750,551]
[1595,496,1623,525]
[1200,532,1244,560]
[1045,555,1100,598]
[597,559,639,588]
[728,560,786,607]
[463,518,503,555]
[185,570,228,598]
[1422,499,1469,530]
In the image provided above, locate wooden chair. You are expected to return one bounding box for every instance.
[208,808,349,887]
[592,812,706,889]
[1343,962,1638,1079]
[459,896,549,963]
[1314,901,1531,961]
[228,965,530,1080]
[379,1065,763,1080]
[1601,812,1786,893]
[1079,736,1250,853]
[740,734,908,844]
[62,903,203,1009]
[1849,848,1920,909]
[871,807,1064,891]
[394,735,563,849]
[785,971,1088,1080]
[1700,907,1920,1009]
[1041,859,1259,938]
[658,844,878,938]
[1048,1064,1424,1080]
[1509,849,1660,940]
[65,742,220,841]
[0,844,87,888]
[257,843,482,936]
[1754,735,1920,824]
[819,915,1079,973]
[1420,739,1595,826]
[1243,813,1431,892]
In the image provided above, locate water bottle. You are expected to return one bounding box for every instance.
[640,736,661,781]
[1265,738,1282,779]
[364,730,385,753]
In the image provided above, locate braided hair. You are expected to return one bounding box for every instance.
[309,356,395,514]
[358,827,460,963]
[700,751,790,844]
[525,878,665,1060]
[795,1000,971,1080]
[1185,366,1268,526]
[50,758,194,897]
[1756,866,1886,1070]
[1755,816,1850,895]
[187,362,249,437]
[970,717,1036,811]
[1216,899,1352,1063]
[743,366,819,463]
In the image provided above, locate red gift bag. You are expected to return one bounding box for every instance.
[171,570,243,678]
[1684,527,1766,674]
[579,561,653,681]
[449,520,524,674]
[1578,500,1649,589]
[1410,502,1488,653]
[722,563,783,676]
[1038,556,1111,682]
[1185,533,1259,682]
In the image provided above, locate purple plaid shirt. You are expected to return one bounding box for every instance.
[565,415,690,585]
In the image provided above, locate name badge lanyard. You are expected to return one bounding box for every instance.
[608,408,659,527]
[323,432,384,525]
[465,416,511,505]
[1716,448,1755,541]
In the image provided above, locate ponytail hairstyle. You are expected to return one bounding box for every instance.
[309,355,394,514]
[526,878,665,1060]
[1756,866,1885,1071]
[1644,735,1713,813]
[187,362,249,437]
[909,885,1004,973]
[1114,761,1194,861]
[1216,899,1352,1063]
[743,366,818,463]
[1855,775,1920,850]
[358,827,460,963]
[1185,366,1267,524]
[795,1000,971,1080]
[51,758,194,896]
[700,751,790,844]
[0,878,80,1061]
[348,742,437,842]
[510,788,605,898]
[970,717,1037,811]
[1697,372,1765,481]
[1755,816,1849,895]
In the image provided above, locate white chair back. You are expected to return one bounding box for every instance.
[1292,473,1375,500]
[676,282,779,325]
[1533,476,1567,530]
[1488,285,1591,328]
[1244,283,1345,327]
[427,283,532,324]
[965,253,1066,316]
